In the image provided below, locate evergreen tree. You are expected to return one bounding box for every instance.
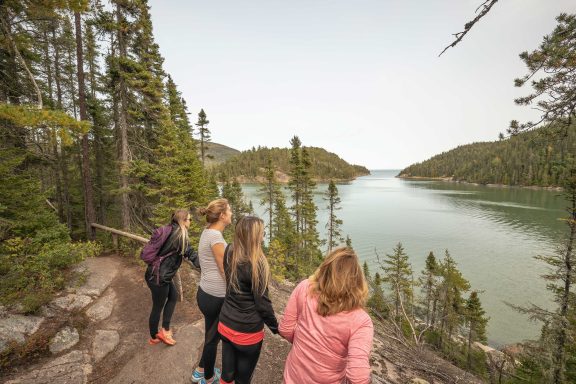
[166,74,192,135]
[419,251,439,325]
[368,272,388,318]
[196,108,210,166]
[381,243,413,321]
[464,291,489,369]
[436,250,470,348]
[509,14,576,134]
[324,179,344,252]
[510,167,576,383]
[259,155,280,244]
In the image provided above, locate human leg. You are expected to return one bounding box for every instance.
[234,341,262,384]
[220,335,236,384]
[160,280,179,330]
[147,280,170,339]
[196,287,224,380]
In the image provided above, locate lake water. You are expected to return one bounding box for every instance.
[241,169,568,347]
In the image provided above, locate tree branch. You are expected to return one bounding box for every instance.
[439,0,499,57]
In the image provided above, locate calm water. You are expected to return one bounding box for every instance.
[241,170,567,347]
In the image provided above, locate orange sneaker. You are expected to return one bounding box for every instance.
[148,337,161,345]
[157,327,176,346]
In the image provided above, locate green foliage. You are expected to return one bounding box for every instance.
[510,14,576,133]
[215,145,370,182]
[399,122,576,187]
[324,180,344,252]
[380,243,413,320]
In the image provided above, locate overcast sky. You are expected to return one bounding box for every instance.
[148,0,575,169]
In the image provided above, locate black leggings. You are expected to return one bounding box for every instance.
[220,335,262,384]
[147,279,179,338]
[197,287,225,380]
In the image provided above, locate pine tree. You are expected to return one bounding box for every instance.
[510,166,576,383]
[259,155,280,243]
[509,14,576,134]
[464,291,489,368]
[73,4,97,239]
[419,251,438,325]
[196,108,210,166]
[380,243,413,321]
[166,74,192,135]
[368,272,388,317]
[436,250,470,349]
[324,179,344,252]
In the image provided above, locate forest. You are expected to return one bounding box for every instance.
[398,122,576,187]
[214,145,370,182]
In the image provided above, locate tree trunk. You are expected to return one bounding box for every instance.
[51,23,73,229]
[74,11,96,240]
[116,4,131,231]
[552,189,576,384]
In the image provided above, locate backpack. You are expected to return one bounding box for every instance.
[140,224,174,265]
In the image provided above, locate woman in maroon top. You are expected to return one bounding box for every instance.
[218,216,278,384]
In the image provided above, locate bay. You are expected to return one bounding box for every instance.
[241,169,567,347]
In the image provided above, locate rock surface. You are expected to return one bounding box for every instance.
[92,330,120,362]
[51,294,93,311]
[5,350,92,384]
[107,321,203,384]
[75,257,120,297]
[0,314,44,353]
[49,326,80,354]
[86,289,116,322]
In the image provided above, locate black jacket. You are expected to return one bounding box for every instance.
[219,245,279,334]
[145,222,191,285]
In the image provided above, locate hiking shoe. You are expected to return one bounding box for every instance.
[148,337,161,345]
[157,327,176,346]
[196,368,221,384]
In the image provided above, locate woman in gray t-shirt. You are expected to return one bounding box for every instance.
[192,198,232,384]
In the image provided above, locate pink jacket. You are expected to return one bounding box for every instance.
[279,279,373,384]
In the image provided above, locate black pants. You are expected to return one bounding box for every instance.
[197,287,225,380]
[147,279,179,339]
[220,335,263,384]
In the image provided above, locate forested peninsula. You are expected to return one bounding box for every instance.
[398,123,576,187]
[214,145,370,182]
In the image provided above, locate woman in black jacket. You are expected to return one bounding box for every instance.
[218,216,278,384]
[145,209,192,346]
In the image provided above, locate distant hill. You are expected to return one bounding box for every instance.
[214,146,370,182]
[398,123,576,187]
[203,142,241,167]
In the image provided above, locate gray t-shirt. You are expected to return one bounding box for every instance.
[198,228,227,297]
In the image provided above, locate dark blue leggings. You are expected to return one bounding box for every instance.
[147,280,179,338]
[220,335,262,384]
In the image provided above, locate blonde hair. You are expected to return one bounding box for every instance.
[197,198,229,224]
[229,216,270,295]
[171,209,190,256]
[309,247,368,317]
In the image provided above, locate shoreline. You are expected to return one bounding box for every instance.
[396,174,564,192]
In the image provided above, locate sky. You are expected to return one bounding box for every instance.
[148,0,575,169]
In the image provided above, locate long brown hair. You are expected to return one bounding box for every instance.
[229,216,270,295]
[171,209,190,255]
[309,247,368,316]
[197,198,229,224]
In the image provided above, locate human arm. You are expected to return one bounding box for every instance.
[254,286,279,334]
[211,242,226,276]
[278,280,307,343]
[345,313,374,384]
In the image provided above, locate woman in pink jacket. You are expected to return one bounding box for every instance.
[279,247,373,384]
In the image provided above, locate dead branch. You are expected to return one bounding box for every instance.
[439,0,499,57]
